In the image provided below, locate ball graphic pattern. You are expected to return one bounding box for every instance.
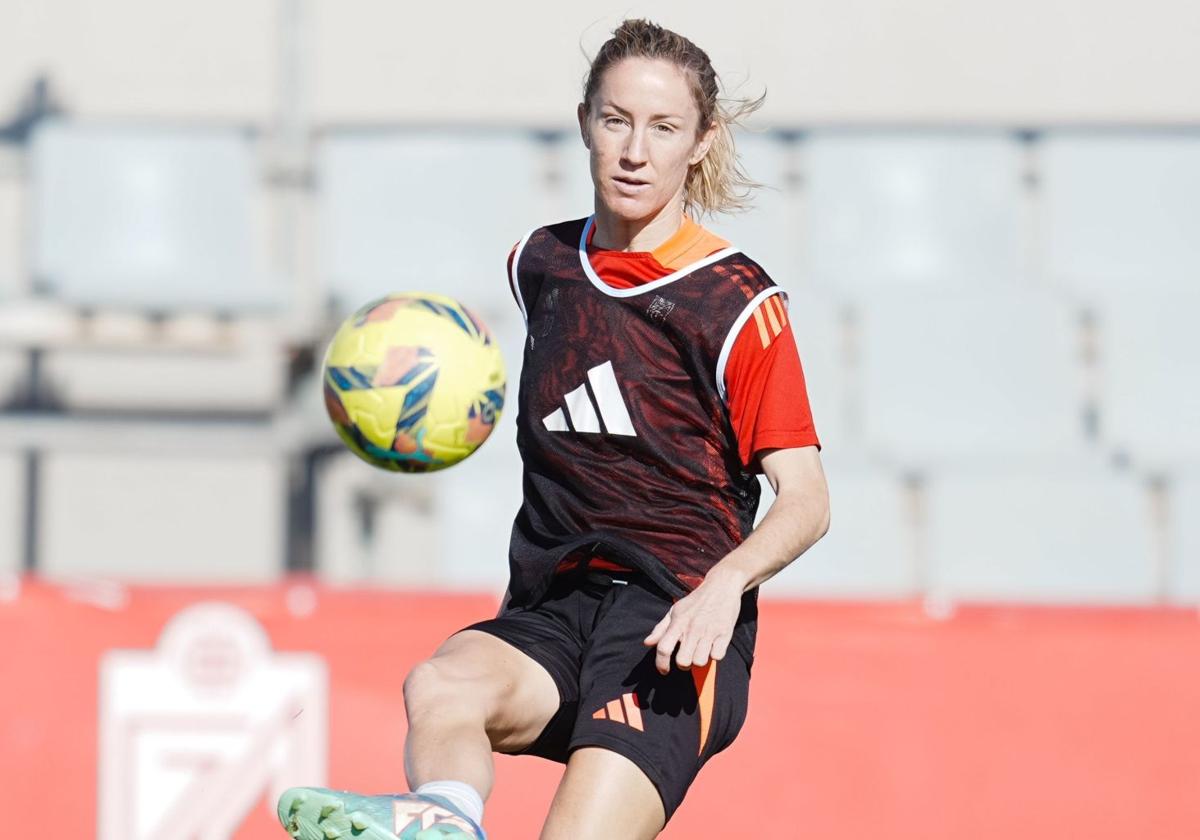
[322,293,507,472]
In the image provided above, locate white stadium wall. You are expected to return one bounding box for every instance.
[309,0,1200,126]
[2,0,1200,125]
[0,0,280,122]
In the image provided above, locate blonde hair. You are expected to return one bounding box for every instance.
[581,18,765,218]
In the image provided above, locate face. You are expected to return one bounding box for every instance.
[578,57,716,223]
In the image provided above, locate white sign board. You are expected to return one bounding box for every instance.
[99,602,328,839]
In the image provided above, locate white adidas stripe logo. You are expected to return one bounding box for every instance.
[542,360,637,437]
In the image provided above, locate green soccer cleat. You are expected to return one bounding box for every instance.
[277,786,486,840]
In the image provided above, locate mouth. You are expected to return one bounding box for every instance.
[611,175,651,194]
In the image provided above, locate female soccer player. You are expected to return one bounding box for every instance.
[279,18,828,840]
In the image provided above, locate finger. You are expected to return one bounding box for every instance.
[644,611,672,646]
[690,637,715,669]
[674,632,701,670]
[655,626,683,674]
[654,642,676,675]
[710,634,731,662]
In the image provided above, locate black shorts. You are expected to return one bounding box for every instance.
[461,568,752,822]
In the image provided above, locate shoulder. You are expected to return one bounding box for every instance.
[511,217,589,266]
[543,216,591,235]
[715,246,769,276]
[508,218,588,286]
[711,252,789,355]
[527,216,591,246]
[708,249,783,300]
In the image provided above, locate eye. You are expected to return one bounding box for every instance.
[603,116,626,128]
[654,124,675,134]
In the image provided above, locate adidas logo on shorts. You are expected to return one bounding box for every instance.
[592,692,644,731]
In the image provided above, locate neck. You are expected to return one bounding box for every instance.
[591,199,685,253]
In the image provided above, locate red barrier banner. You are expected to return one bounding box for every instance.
[1,578,1198,838]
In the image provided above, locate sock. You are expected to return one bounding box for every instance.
[415,780,485,826]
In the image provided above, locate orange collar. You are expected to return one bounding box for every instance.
[587,215,730,270]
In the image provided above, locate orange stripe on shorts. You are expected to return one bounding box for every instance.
[692,661,716,756]
[622,692,644,732]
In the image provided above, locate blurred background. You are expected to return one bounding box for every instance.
[1,1,1198,837]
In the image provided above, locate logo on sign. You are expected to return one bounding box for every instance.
[98,602,328,840]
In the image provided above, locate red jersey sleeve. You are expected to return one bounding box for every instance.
[724,295,822,472]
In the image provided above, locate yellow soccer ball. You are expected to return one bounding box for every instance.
[322,293,506,472]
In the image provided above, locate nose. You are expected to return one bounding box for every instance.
[622,127,649,167]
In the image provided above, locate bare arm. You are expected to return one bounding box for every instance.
[644,444,830,673]
[707,444,831,592]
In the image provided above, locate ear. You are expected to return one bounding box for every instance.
[577,102,591,150]
[688,120,719,167]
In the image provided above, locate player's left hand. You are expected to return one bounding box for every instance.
[643,567,746,675]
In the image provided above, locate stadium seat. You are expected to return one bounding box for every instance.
[39,318,287,414]
[429,321,526,591]
[317,132,546,323]
[1041,133,1200,299]
[28,124,290,412]
[426,434,522,592]
[0,156,33,406]
[1169,472,1200,604]
[2,0,275,121]
[553,132,595,221]
[857,289,1087,465]
[0,163,25,297]
[0,449,23,577]
[30,122,284,312]
[1095,293,1200,467]
[0,349,25,408]
[803,132,1027,293]
[926,464,1158,604]
[314,452,441,586]
[705,131,800,285]
[759,458,917,599]
[0,296,77,346]
[37,446,286,583]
